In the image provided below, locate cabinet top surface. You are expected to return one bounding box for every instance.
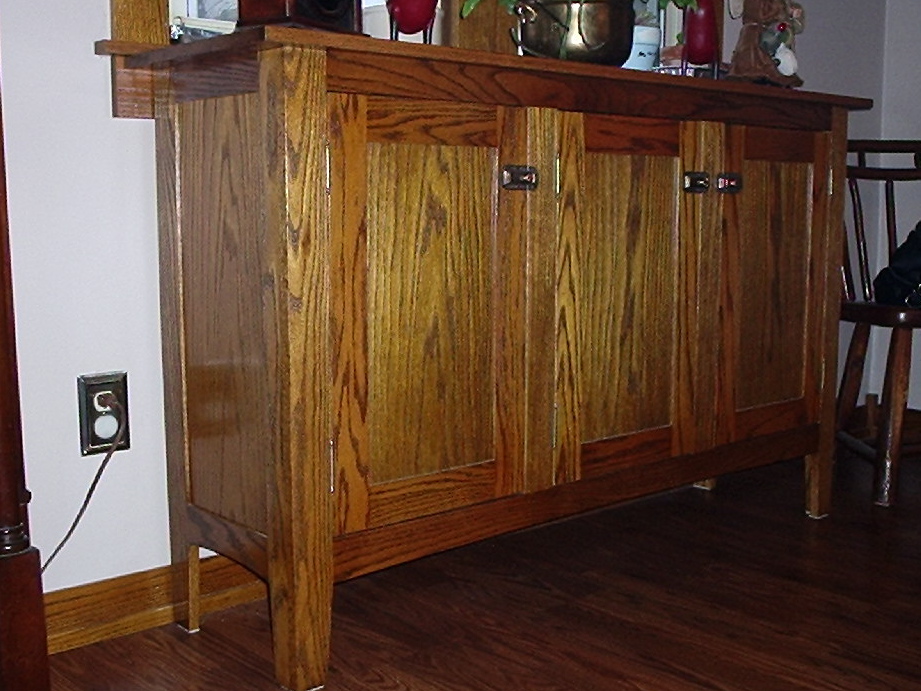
[98,25,872,125]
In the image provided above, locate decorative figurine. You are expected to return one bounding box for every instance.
[728,0,805,87]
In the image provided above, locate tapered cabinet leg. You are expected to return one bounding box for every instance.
[268,558,333,691]
[183,545,201,633]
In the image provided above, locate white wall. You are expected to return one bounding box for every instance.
[792,0,885,138]
[880,0,921,230]
[0,0,912,594]
[0,1,170,591]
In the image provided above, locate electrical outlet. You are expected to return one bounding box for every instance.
[77,372,130,456]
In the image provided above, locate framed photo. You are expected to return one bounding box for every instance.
[169,0,362,40]
[169,0,237,40]
[190,0,239,21]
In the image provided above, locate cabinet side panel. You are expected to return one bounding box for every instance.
[366,143,496,483]
[179,94,272,533]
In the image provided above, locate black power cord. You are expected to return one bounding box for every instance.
[41,393,126,574]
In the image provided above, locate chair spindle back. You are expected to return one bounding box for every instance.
[843,140,921,304]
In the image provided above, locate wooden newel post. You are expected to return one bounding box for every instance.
[0,75,51,691]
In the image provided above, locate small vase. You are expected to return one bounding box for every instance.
[682,0,718,67]
[386,0,438,42]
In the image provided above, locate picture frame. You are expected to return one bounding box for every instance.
[168,0,237,41]
[169,0,361,40]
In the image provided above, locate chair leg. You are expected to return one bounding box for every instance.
[837,321,871,433]
[874,327,913,506]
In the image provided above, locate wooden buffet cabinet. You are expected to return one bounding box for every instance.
[100,26,870,691]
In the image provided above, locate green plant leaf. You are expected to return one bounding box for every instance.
[658,0,698,9]
[461,0,484,18]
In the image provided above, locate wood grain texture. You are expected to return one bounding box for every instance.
[108,57,156,119]
[329,92,372,536]
[368,462,497,528]
[332,95,506,531]
[324,48,838,131]
[554,110,584,486]
[44,556,265,654]
[264,46,335,691]
[171,55,261,104]
[366,97,499,147]
[185,504,269,579]
[494,106,530,497]
[734,158,811,410]
[124,25,870,113]
[366,141,495,483]
[581,426,674,478]
[734,399,809,441]
[451,0,517,55]
[179,92,272,533]
[110,0,168,45]
[805,108,850,518]
[521,107,560,494]
[675,120,726,456]
[153,92,198,629]
[583,113,681,156]
[332,425,820,581]
[134,32,867,689]
[580,150,678,441]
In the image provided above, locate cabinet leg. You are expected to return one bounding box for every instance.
[805,450,832,519]
[269,575,333,691]
[183,545,201,633]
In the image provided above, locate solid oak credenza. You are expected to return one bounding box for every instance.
[99,27,870,690]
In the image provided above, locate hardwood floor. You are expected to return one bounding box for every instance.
[49,454,921,690]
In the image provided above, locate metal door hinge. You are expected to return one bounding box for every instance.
[551,405,558,449]
[329,438,335,493]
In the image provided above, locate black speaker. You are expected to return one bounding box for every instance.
[237,0,362,32]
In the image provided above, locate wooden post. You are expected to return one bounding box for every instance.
[0,79,51,691]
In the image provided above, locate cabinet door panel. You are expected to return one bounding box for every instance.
[366,141,496,483]
[577,115,680,475]
[330,95,509,533]
[581,152,678,438]
[735,158,811,409]
[729,126,817,438]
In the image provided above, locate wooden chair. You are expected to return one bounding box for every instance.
[837,139,921,506]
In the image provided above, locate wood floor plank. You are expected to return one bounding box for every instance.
[49,455,921,690]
